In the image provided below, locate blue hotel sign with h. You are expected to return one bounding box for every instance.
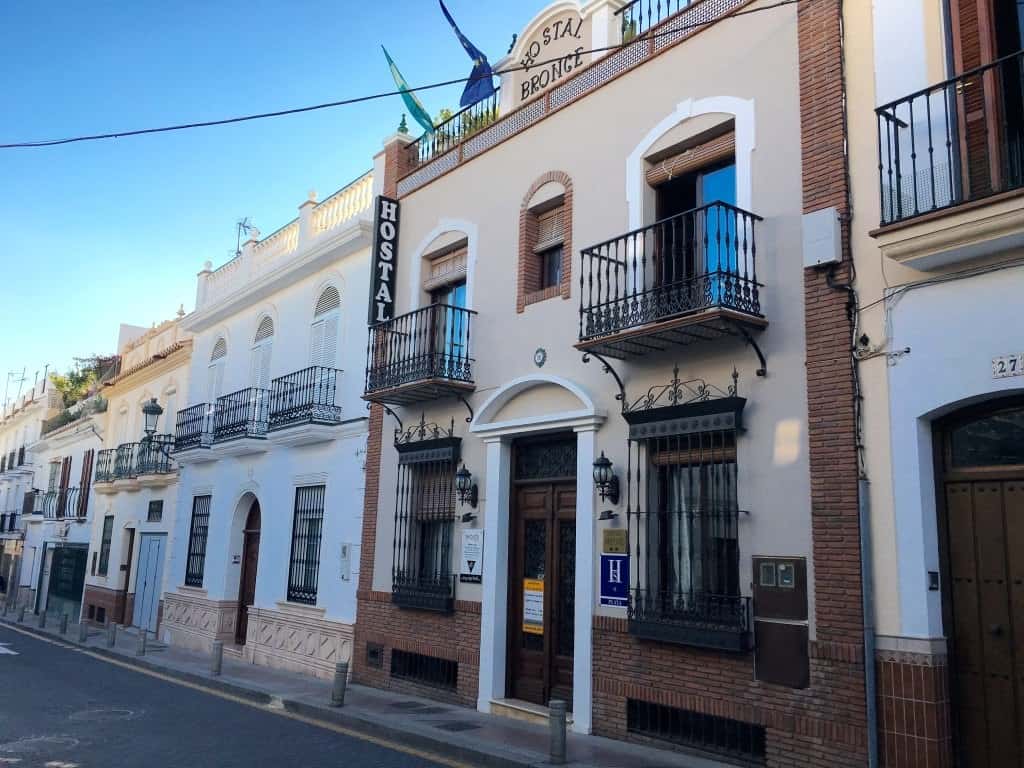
[600,553,629,608]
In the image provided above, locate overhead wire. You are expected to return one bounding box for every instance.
[0,0,802,149]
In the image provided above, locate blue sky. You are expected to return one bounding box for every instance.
[0,0,545,399]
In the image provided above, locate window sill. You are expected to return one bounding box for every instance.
[629,617,751,653]
[392,584,454,614]
[524,285,562,307]
[275,600,326,618]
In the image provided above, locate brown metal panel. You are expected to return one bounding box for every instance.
[946,481,990,766]
[752,557,807,621]
[753,621,808,689]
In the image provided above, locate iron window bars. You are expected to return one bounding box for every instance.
[184,495,212,587]
[365,304,476,396]
[627,698,766,761]
[98,515,114,576]
[213,387,270,441]
[876,47,1024,225]
[174,403,215,451]
[622,369,750,651]
[95,449,117,482]
[391,418,460,613]
[578,202,762,343]
[268,366,343,430]
[286,485,326,605]
[390,649,458,691]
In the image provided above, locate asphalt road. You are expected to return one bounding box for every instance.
[0,624,450,768]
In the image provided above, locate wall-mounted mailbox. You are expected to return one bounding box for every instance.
[753,556,809,689]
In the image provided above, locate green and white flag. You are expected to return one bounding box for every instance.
[382,46,435,136]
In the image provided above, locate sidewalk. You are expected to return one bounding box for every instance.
[0,609,727,768]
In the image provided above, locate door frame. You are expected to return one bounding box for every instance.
[235,500,261,645]
[933,395,1024,762]
[470,373,604,734]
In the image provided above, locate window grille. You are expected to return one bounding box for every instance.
[287,485,326,604]
[390,649,458,691]
[185,495,211,587]
[627,699,766,761]
[147,500,163,522]
[98,516,114,576]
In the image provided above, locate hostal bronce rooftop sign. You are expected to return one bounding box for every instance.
[507,4,593,107]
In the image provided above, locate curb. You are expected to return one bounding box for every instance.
[1,618,542,768]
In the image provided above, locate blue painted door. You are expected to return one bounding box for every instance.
[132,534,166,634]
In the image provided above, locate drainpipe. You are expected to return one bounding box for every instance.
[859,477,878,768]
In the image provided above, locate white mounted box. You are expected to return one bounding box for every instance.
[802,207,842,267]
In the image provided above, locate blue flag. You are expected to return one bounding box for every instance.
[439,0,496,108]
[382,46,435,136]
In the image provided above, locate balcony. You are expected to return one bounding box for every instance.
[576,202,766,359]
[629,590,752,652]
[267,366,345,446]
[363,304,477,406]
[95,448,117,487]
[173,402,215,463]
[37,488,88,521]
[211,387,270,457]
[874,49,1024,268]
[95,437,176,493]
[136,435,176,487]
[0,511,19,536]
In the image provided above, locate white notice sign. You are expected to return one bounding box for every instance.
[460,530,483,584]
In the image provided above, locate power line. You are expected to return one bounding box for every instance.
[0,0,802,150]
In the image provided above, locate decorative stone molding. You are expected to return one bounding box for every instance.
[245,606,354,680]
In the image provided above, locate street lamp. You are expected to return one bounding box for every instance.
[455,463,478,509]
[592,451,620,505]
[142,398,164,437]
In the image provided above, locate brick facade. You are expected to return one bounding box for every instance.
[83,584,126,625]
[517,171,574,313]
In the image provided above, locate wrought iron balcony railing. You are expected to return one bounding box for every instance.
[268,366,343,430]
[213,388,269,441]
[364,304,476,405]
[35,488,87,520]
[0,511,18,533]
[175,403,215,451]
[17,446,25,466]
[114,443,140,479]
[877,48,1024,225]
[95,449,117,483]
[615,0,693,41]
[629,590,751,652]
[406,88,500,170]
[137,434,175,475]
[391,573,455,614]
[578,202,763,348]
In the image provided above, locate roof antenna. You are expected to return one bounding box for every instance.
[235,217,254,258]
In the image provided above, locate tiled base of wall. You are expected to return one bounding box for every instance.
[877,646,952,767]
[83,585,126,625]
[244,604,354,681]
[161,590,238,653]
[353,590,481,706]
[592,617,868,767]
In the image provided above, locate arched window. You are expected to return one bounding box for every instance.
[251,317,274,390]
[208,337,227,401]
[310,287,340,369]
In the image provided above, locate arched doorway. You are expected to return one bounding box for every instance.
[935,397,1024,766]
[236,499,261,645]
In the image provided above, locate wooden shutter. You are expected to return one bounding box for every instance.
[646,131,736,187]
[78,449,94,517]
[534,206,566,252]
[321,314,339,369]
[310,320,325,367]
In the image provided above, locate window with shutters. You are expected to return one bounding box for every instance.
[287,485,325,604]
[208,337,227,402]
[77,449,94,518]
[47,460,61,491]
[250,316,274,390]
[310,287,341,369]
[185,495,211,587]
[98,515,114,576]
[518,172,573,312]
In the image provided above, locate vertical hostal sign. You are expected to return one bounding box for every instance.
[368,195,401,325]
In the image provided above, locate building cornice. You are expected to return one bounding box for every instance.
[104,341,193,394]
[184,219,372,332]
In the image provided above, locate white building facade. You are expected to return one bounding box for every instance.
[162,174,374,680]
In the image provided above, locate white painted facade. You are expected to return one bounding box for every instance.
[162,174,374,680]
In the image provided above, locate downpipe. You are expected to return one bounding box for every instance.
[859,477,878,768]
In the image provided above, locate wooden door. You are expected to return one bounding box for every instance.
[118,530,134,624]
[236,501,261,645]
[946,479,1024,766]
[508,482,576,707]
[132,534,166,634]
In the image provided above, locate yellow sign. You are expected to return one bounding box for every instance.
[523,578,544,635]
[603,529,627,554]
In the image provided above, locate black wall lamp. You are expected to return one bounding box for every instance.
[142,397,163,437]
[592,451,620,505]
[455,463,478,509]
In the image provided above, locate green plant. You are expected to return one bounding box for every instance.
[622,18,638,44]
[51,355,117,408]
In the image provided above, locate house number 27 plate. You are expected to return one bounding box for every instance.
[992,353,1024,379]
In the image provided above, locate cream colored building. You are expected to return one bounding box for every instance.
[82,317,192,633]
[355,0,867,764]
[847,0,1024,765]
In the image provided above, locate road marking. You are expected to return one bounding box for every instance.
[0,623,472,768]
[0,643,18,656]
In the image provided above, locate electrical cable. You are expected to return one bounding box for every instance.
[0,0,803,149]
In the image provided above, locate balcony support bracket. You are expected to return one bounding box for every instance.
[582,352,627,409]
[728,321,767,377]
[456,394,474,424]
[368,401,405,433]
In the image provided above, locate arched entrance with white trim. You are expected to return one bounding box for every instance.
[471,374,605,734]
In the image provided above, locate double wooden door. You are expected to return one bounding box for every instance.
[508,482,576,707]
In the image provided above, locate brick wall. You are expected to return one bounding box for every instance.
[83,584,126,625]
[517,171,574,313]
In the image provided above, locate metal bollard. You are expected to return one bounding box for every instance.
[78,620,89,643]
[548,699,567,765]
[210,639,223,676]
[136,630,147,657]
[106,622,117,648]
[330,661,349,707]
[60,614,69,635]
[17,605,25,623]
[38,610,47,629]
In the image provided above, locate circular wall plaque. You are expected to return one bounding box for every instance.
[533,348,547,367]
